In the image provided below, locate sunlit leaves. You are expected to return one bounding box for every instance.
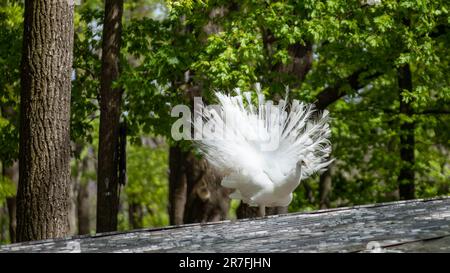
[0,2,22,164]
[123,140,169,228]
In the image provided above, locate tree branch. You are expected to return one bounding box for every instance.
[417,109,450,115]
[314,69,382,110]
[429,24,450,38]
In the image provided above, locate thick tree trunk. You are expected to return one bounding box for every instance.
[397,64,415,200]
[3,161,18,243]
[17,0,74,242]
[96,0,124,233]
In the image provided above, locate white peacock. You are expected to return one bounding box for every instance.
[194,84,333,213]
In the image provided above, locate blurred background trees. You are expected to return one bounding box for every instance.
[0,0,449,243]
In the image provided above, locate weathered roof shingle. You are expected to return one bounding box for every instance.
[1,197,449,253]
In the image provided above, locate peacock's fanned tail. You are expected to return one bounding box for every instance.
[193,85,333,207]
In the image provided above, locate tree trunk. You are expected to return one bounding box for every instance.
[236,203,258,219]
[183,153,230,224]
[0,205,6,242]
[72,144,93,235]
[77,179,91,235]
[168,145,187,225]
[274,43,313,87]
[397,64,415,200]
[17,0,74,242]
[69,143,82,236]
[128,201,144,229]
[169,143,231,225]
[319,165,333,209]
[6,197,16,243]
[96,0,124,233]
[3,161,18,243]
[78,146,93,235]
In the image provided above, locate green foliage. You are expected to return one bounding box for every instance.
[123,139,169,228]
[0,1,22,166]
[0,175,15,203]
[0,161,15,205]
[71,3,103,144]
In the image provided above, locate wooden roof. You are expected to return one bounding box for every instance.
[1,197,449,252]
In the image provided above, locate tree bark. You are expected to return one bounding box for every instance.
[96,0,124,233]
[0,206,5,242]
[71,144,93,235]
[169,144,231,225]
[397,64,415,200]
[6,197,16,243]
[274,42,313,87]
[77,179,91,235]
[17,0,74,242]
[236,203,257,219]
[78,146,93,235]
[168,145,187,225]
[319,165,333,209]
[128,201,144,229]
[183,152,230,224]
[69,144,82,236]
